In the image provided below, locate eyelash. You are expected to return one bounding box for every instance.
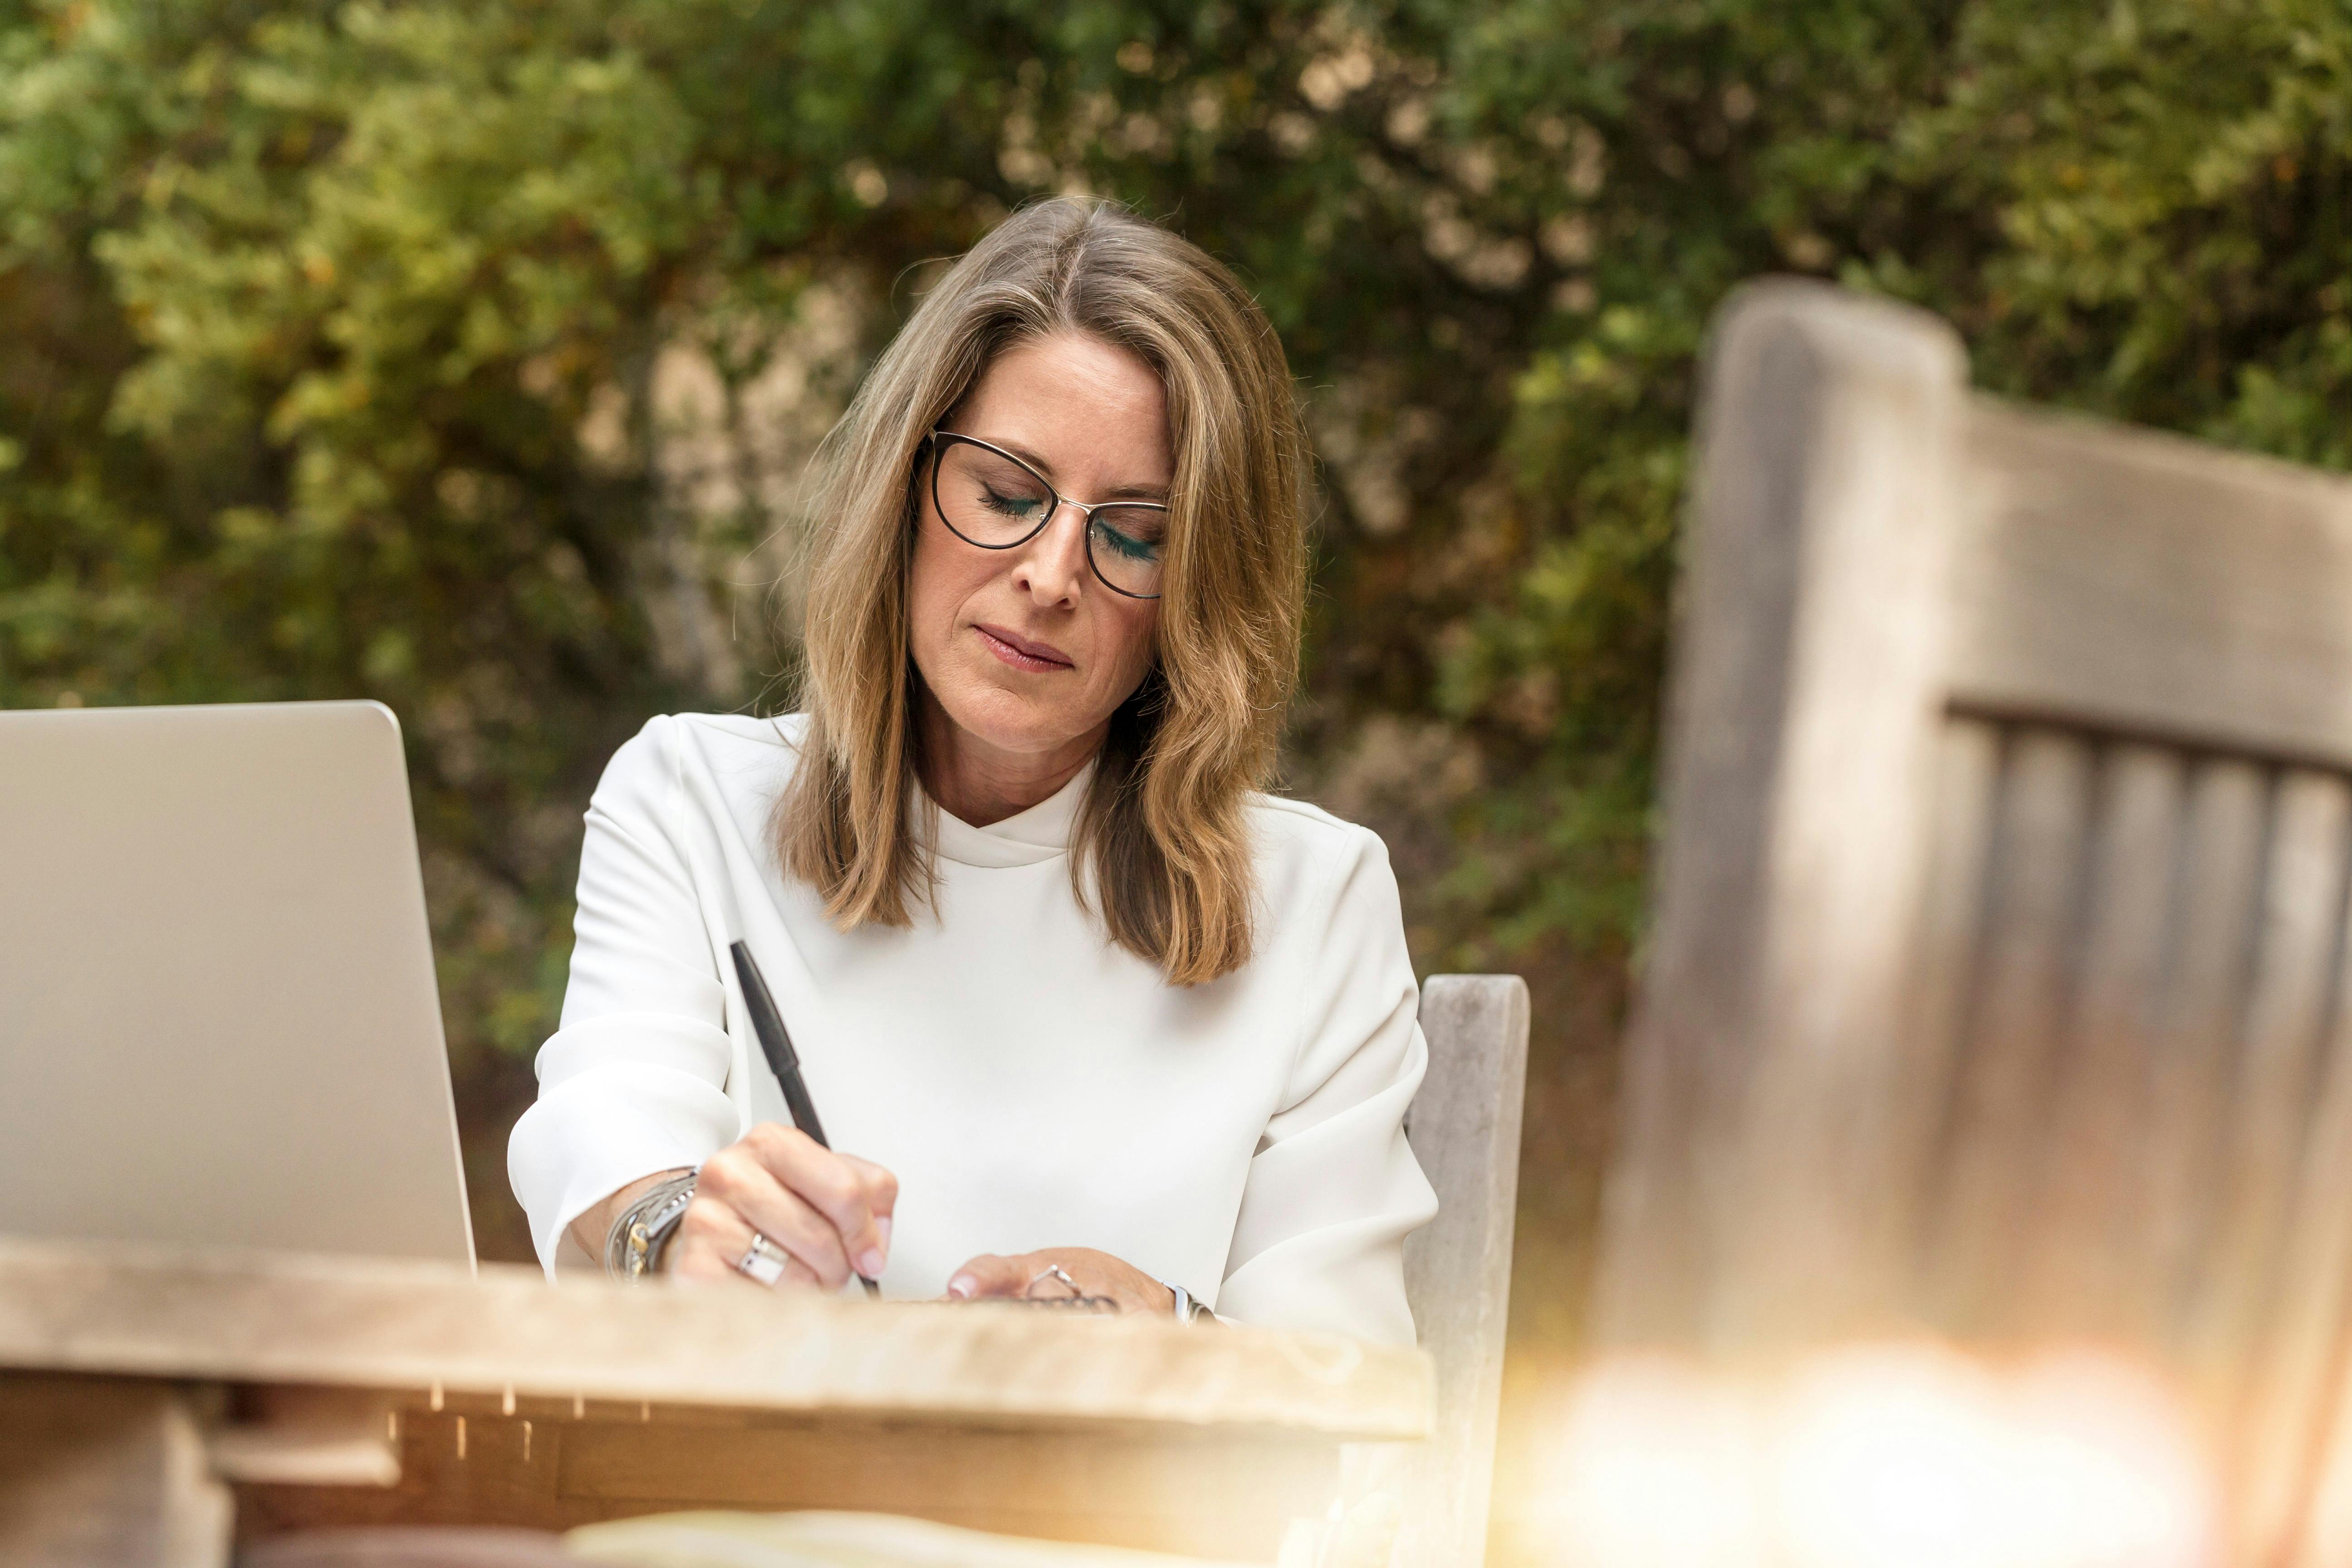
[1093,522,1159,561]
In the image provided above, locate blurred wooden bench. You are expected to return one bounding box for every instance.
[0,1238,1431,1567]
[1596,278,2352,1565]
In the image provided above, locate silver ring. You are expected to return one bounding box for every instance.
[736,1232,789,1287]
[1026,1264,1081,1297]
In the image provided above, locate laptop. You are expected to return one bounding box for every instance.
[0,701,475,1266]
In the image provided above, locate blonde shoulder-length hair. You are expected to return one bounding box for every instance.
[773,198,1310,986]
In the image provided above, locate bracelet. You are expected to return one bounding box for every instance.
[603,1172,698,1280]
[1165,1280,1212,1324]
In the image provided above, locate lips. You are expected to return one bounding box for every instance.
[974,622,1074,672]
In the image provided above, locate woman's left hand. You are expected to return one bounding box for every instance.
[945,1247,1176,1316]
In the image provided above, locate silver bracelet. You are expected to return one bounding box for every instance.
[603,1172,697,1280]
[1165,1280,1212,1324]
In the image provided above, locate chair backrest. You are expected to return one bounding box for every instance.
[1593,278,2352,1566]
[1398,973,1530,1568]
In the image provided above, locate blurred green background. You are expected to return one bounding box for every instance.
[5,0,2347,1558]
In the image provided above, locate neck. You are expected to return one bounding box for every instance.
[915,690,1102,828]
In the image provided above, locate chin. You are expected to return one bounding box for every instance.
[939,677,1083,756]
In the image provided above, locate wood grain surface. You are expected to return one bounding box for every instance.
[0,1236,1430,1440]
[0,1238,1432,1563]
[1397,973,1529,1568]
[1951,401,2352,771]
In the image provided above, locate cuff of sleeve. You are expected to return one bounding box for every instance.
[1217,1213,1427,1345]
[506,1063,739,1278]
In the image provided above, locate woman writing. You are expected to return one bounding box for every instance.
[507,198,1436,1344]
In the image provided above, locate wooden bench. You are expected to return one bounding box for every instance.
[1597,278,2352,1566]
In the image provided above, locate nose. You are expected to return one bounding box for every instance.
[1009,500,1091,606]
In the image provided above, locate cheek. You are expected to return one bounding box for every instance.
[1102,603,1160,690]
[907,512,986,654]
[906,525,947,641]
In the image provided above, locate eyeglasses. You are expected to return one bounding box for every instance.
[920,431,1167,601]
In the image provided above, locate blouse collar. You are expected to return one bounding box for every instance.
[920,762,1093,869]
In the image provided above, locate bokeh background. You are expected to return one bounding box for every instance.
[5,0,2348,1559]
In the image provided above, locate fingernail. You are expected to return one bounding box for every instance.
[858,1248,886,1278]
[948,1274,975,1299]
[874,1216,892,1257]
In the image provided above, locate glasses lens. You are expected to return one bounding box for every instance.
[935,441,1055,546]
[1088,506,1166,597]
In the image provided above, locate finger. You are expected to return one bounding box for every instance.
[669,1194,759,1284]
[836,1152,901,1264]
[947,1252,1038,1300]
[696,1147,853,1288]
[669,1195,822,1288]
[744,1124,890,1281]
[700,1150,852,1288]
[674,1234,823,1289]
[1124,1279,1179,1316]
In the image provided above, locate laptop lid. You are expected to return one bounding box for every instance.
[0,701,474,1266]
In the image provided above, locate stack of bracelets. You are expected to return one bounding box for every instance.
[602,1171,697,1279]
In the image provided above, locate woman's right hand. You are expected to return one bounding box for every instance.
[668,1123,897,1289]
[578,1124,896,1290]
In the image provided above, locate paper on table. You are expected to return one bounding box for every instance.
[566,1509,1265,1568]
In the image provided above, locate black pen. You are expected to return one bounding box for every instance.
[729,940,881,1298]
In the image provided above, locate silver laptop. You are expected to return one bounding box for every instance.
[0,701,474,1265]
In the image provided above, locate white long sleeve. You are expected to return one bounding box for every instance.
[1218,828,1434,1343]
[507,714,1437,1343]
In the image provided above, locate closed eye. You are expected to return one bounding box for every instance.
[982,485,1046,521]
[1092,518,1161,562]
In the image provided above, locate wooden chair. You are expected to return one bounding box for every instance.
[1594,278,2352,1565]
[1397,975,1530,1568]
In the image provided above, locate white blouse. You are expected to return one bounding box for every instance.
[506,714,1437,1344]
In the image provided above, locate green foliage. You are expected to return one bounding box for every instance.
[5,0,2349,1102]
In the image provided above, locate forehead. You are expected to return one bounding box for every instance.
[957,332,1171,484]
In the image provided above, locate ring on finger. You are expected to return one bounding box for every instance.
[737,1231,790,1288]
[1026,1264,1081,1299]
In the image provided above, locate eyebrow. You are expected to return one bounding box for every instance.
[980,435,1171,505]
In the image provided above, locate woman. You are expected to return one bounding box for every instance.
[507,197,1436,1344]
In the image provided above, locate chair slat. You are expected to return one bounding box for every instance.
[1398,974,1530,1568]
[2188,772,2351,1400]
[2241,958,2352,1565]
[1886,718,2004,1279]
[2145,759,2273,1343]
[2290,1401,2352,1568]
[2019,742,2183,1341]
[1926,729,2095,1334]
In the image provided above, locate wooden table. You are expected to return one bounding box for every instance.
[0,1238,1432,1567]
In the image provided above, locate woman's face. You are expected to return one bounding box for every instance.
[908,330,1167,776]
